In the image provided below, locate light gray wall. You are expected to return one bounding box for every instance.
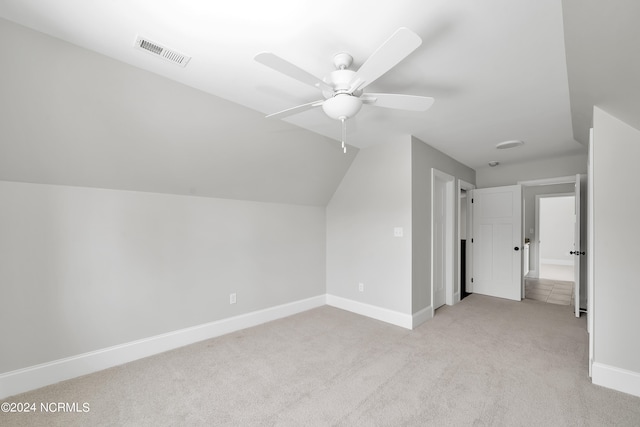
[411,137,476,313]
[562,0,640,145]
[326,137,413,314]
[592,106,640,375]
[476,152,587,188]
[326,136,475,317]
[0,181,326,373]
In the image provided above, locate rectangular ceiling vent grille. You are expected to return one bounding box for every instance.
[134,36,191,67]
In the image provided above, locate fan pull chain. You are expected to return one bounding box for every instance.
[341,117,347,154]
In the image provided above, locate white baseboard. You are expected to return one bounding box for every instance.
[412,305,433,329]
[540,258,574,266]
[0,295,325,399]
[326,294,413,330]
[592,362,640,398]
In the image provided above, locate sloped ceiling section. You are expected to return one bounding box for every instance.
[562,0,640,144]
[0,18,357,206]
[0,0,586,172]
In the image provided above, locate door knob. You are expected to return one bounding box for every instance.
[570,251,576,255]
[514,246,520,251]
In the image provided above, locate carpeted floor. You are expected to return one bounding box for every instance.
[2,294,639,426]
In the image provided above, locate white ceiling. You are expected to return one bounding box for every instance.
[0,0,586,172]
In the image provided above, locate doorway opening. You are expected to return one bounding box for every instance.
[519,174,586,316]
[538,194,575,281]
[525,193,576,306]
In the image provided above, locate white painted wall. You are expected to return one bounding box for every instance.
[539,196,575,265]
[592,106,640,397]
[0,181,326,374]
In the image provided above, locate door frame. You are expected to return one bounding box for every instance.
[431,168,455,309]
[518,175,579,280]
[457,179,475,299]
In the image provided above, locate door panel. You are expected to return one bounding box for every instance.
[472,185,522,301]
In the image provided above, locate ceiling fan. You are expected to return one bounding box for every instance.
[254,27,435,152]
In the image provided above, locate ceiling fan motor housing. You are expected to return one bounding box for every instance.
[323,69,358,97]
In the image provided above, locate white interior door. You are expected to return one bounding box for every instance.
[573,174,581,317]
[471,185,523,301]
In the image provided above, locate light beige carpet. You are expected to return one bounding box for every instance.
[2,294,640,426]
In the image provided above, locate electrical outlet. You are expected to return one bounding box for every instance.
[394,227,403,237]
[229,293,237,304]
[358,282,364,292]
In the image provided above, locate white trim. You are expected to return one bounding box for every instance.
[587,128,594,377]
[0,295,325,399]
[457,179,475,297]
[518,175,577,186]
[412,305,434,329]
[431,168,456,309]
[326,294,413,330]
[592,363,640,398]
[540,258,575,266]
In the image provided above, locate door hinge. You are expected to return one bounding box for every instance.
[471,278,474,283]
[471,238,474,243]
[471,198,474,203]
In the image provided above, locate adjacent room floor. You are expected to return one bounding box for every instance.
[525,263,575,306]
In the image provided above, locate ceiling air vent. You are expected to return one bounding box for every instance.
[134,36,191,67]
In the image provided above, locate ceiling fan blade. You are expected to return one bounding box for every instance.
[255,52,333,93]
[348,27,422,93]
[361,93,435,111]
[265,99,325,119]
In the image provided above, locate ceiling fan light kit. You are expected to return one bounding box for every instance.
[255,27,435,153]
[322,94,362,120]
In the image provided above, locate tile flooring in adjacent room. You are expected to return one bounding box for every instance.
[525,278,574,305]
[525,263,575,306]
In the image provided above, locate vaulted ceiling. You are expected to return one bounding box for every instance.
[0,1,637,205]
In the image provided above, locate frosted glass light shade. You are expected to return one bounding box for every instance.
[322,94,362,120]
